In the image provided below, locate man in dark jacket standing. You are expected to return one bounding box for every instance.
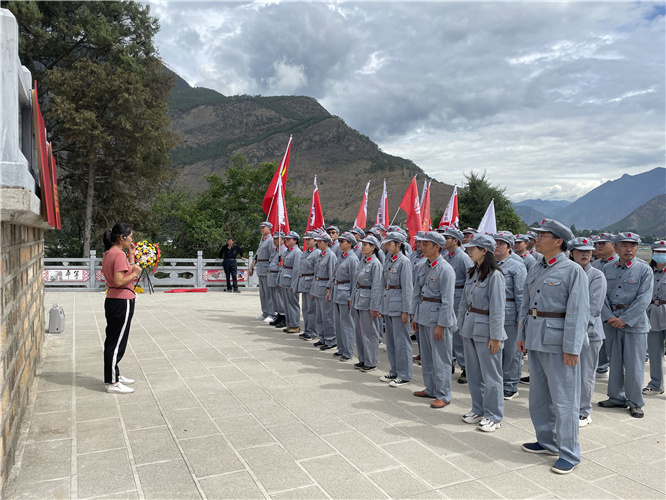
[218,237,243,292]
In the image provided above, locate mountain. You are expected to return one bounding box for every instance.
[513,205,547,226]
[603,194,666,236]
[166,71,453,226]
[553,167,666,230]
[514,199,571,215]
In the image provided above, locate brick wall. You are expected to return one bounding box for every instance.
[0,223,45,488]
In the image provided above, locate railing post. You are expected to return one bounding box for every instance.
[196,251,203,287]
[89,250,96,290]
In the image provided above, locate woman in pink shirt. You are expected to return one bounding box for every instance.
[102,223,141,394]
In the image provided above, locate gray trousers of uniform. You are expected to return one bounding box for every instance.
[385,315,413,381]
[605,327,647,408]
[464,337,504,422]
[281,287,300,328]
[354,308,380,367]
[301,293,316,335]
[529,350,581,466]
[418,324,453,402]
[647,329,665,392]
[579,339,602,418]
[502,323,521,393]
[259,275,274,317]
[270,286,283,315]
[315,297,336,345]
[597,340,609,373]
[452,327,465,370]
[334,301,355,358]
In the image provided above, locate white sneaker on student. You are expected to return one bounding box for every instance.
[263,316,276,324]
[477,418,502,432]
[118,375,135,385]
[462,412,484,424]
[107,382,134,394]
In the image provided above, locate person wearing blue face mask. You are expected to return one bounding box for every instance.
[644,241,666,396]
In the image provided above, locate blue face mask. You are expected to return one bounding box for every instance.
[653,253,666,264]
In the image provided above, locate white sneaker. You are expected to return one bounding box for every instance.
[478,418,501,432]
[118,375,135,385]
[379,373,397,382]
[263,316,276,324]
[579,415,592,427]
[462,412,484,424]
[642,387,664,396]
[107,382,134,394]
[254,315,265,321]
[389,379,410,387]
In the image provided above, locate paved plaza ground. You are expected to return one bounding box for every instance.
[3,290,665,499]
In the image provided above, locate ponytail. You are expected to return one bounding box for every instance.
[103,223,132,251]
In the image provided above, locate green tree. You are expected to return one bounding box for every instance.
[458,171,525,234]
[5,0,180,256]
[154,154,308,258]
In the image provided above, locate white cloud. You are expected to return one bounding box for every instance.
[265,59,308,94]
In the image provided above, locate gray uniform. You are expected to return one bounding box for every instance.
[329,240,342,258]
[295,247,320,336]
[352,243,363,261]
[411,256,457,402]
[458,269,507,422]
[352,255,383,367]
[579,264,607,418]
[410,251,428,353]
[497,256,526,393]
[381,253,414,381]
[601,258,653,408]
[593,255,618,372]
[444,247,473,370]
[517,252,590,466]
[279,246,302,328]
[517,252,537,272]
[529,249,543,263]
[267,245,284,315]
[312,249,337,346]
[591,254,618,270]
[509,250,525,268]
[255,236,276,317]
[647,266,666,392]
[330,251,359,358]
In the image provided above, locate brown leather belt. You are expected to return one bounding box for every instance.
[611,304,630,311]
[257,259,269,262]
[455,285,464,289]
[315,276,329,281]
[467,305,489,316]
[386,285,402,290]
[420,296,440,303]
[334,280,350,285]
[300,273,314,277]
[506,298,515,302]
[652,299,666,306]
[528,308,566,318]
[357,285,371,289]
[284,266,293,269]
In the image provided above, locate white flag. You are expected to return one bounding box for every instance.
[477,199,497,234]
[375,180,388,226]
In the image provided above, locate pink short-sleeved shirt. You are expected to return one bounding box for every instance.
[103,248,136,299]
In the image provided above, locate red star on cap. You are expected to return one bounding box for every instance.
[582,239,588,243]
[628,233,632,237]
[542,219,546,224]
[661,242,665,245]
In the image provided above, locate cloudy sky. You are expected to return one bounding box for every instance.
[147,1,665,202]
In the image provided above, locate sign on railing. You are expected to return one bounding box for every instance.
[44,250,257,291]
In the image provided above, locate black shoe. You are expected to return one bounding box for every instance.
[269,315,281,326]
[519,376,530,385]
[503,390,518,400]
[354,362,365,370]
[313,341,325,347]
[458,369,467,384]
[233,289,241,293]
[361,365,377,372]
[629,406,644,418]
[410,334,417,341]
[598,399,629,408]
[333,352,342,357]
[274,320,286,329]
[320,344,336,351]
[341,356,351,362]
[452,365,456,374]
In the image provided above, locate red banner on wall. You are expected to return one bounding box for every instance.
[48,143,62,229]
[31,82,57,227]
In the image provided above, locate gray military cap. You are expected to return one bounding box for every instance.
[372,224,386,232]
[531,219,574,242]
[313,232,333,245]
[382,232,406,244]
[326,225,340,234]
[360,235,381,248]
[368,228,383,240]
[350,228,366,238]
[514,233,530,243]
[568,237,595,251]
[462,227,478,235]
[614,232,641,245]
[415,231,426,239]
[596,232,615,243]
[443,228,464,243]
[273,231,287,239]
[338,232,357,245]
[260,222,273,229]
[463,233,496,252]
[526,231,537,241]
[285,231,300,240]
[304,231,318,239]
[493,231,515,247]
[651,240,666,251]
[418,231,446,247]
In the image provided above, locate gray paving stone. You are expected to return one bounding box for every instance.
[300,454,386,499]
[368,467,434,499]
[179,435,244,478]
[165,407,218,439]
[342,411,410,446]
[139,357,175,373]
[479,471,549,499]
[27,411,72,442]
[199,471,264,499]
[120,399,167,430]
[270,485,329,500]
[590,474,665,499]
[184,375,227,396]
[127,426,181,465]
[13,439,71,483]
[239,444,313,493]
[215,415,276,449]
[75,393,118,422]
[137,459,201,499]
[269,424,335,461]
[13,477,70,500]
[32,389,72,414]
[77,448,135,498]
[153,386,200,411]
[515,466,622,499]
[584,448,665,493]
[77,417,125,454]
[145,371,187,390]
[323,431,398,473]
[199,391,249,420]
[438,480,500,499]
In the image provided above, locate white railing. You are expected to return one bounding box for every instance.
[44,250,258,291]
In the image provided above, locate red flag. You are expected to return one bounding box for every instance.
[306,175,324,232]
[421,181,432,231]
[266,175,289,233]
[399,176,422,246]
[439,184,459,229]
[353,181,371,229]
[262,136,292,215]
[375,180,388,227]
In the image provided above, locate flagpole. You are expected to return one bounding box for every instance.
[390,207,401,226]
